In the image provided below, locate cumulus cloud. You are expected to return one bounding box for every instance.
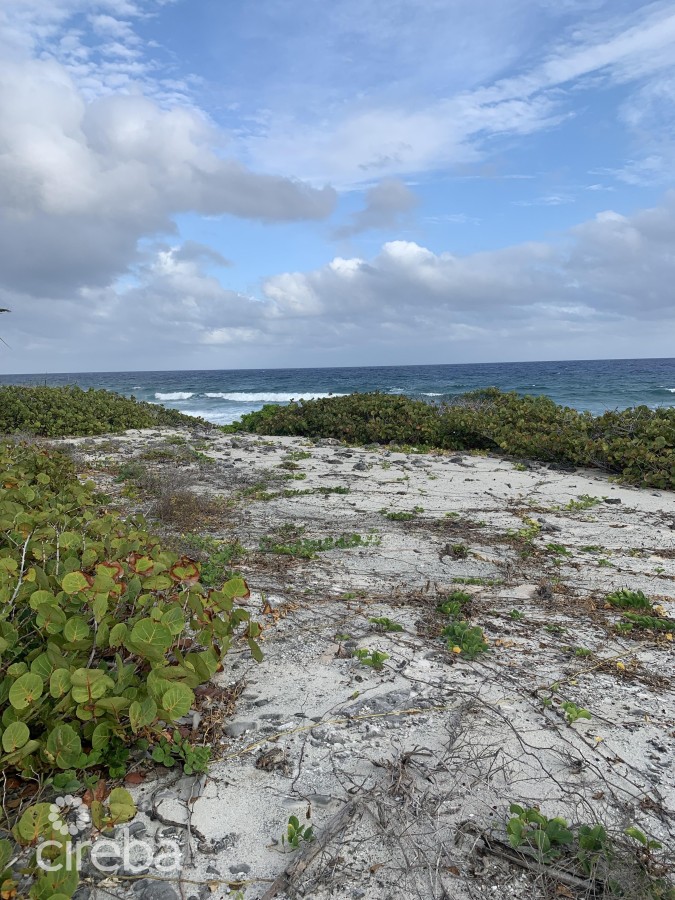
[6,193,675,371]
[0,57,335,299]
[260,191,675,346]
[332,179,419,239]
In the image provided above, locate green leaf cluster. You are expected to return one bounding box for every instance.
[0,385,204,437]
[0,441,261,777]
[225,389,675,489]
[282,815,315,850]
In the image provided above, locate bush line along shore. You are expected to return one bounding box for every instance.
[2,383,675,488]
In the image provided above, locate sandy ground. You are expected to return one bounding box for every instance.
[60,428,675,900]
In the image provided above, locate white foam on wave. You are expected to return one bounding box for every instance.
[182,408,252,425]
[667,388,675,393]
[421,392,443,396]
[155,391,194,401]
[203,391,346,402]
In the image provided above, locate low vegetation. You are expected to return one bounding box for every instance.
[224,389,675,488]
[0,385,205,437]
[0,440,259,898]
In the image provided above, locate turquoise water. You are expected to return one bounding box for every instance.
[1,358,674,425]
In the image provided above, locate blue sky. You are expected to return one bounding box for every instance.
[1,0,674,371]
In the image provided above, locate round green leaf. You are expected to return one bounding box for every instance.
[108,787,136,824]
[61,571,89,594]
[16,803,55,844]
[63,616,90,642]
[161,683,194,720]
[129,619,173,654]
[9,672,43,710]
[91,722,112,750]
[2,720,30,752]
[29,589,56,610]
[50,668,72,698]
[45,724,82,769]
[109,622,128,647]
[70,668,114,703]
[35,603,67,634]
[30,652,55,680]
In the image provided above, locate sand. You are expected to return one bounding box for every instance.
[61,427,675,900]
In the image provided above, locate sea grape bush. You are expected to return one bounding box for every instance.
[224,389,675,489]
[0,385,206,436]
[0,441,261,778]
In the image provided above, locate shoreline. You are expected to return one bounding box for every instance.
[57,426,675,900]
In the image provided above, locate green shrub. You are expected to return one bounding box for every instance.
[0,385,205,436]
[442,621,489,659]
[224,389,675,489]
[606,589,653,611]
[0,441,261,778]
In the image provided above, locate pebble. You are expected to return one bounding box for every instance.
[224,721,257,737]
[132,879,179,900]
[228,863,251,874]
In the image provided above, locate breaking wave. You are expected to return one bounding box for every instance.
[203,391,346,402]
[155,392,194,401]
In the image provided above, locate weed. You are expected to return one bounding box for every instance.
[114,460,146,483]
[259,532,377,559]
[507,805,673,897]
[547,543,572,556]
[606,588,652,611]
[621,613,675,634]
[561,701,592,724]
[353,648,390,670]
[140,447,176,462]
[451,543,469,559]
[282,815,315,850]
[151,731,211,774]
[510,609,525,620]
[574,647,593,657]
[513,462,528,471]
[370,616,404,632]
[567,494,602,511]
[442,621,489,659]
[149,489,227,532]
[507,804,574,862]
[285,450,312,461]
[438,591,472,618]
[381,505,424,521]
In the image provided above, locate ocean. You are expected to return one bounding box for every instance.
[1,358,674,425]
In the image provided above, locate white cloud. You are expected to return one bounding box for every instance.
[0,56,335,298]
[242,2,675,186]
[4,193,675,368]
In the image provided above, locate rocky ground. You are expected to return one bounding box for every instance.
[59,427,675,900]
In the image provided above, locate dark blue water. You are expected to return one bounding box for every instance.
[1,359,674,425]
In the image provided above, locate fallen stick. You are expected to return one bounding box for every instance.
[483,835,602,895]
[260,796,366,900]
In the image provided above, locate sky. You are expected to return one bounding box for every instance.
[1,0,675,373]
